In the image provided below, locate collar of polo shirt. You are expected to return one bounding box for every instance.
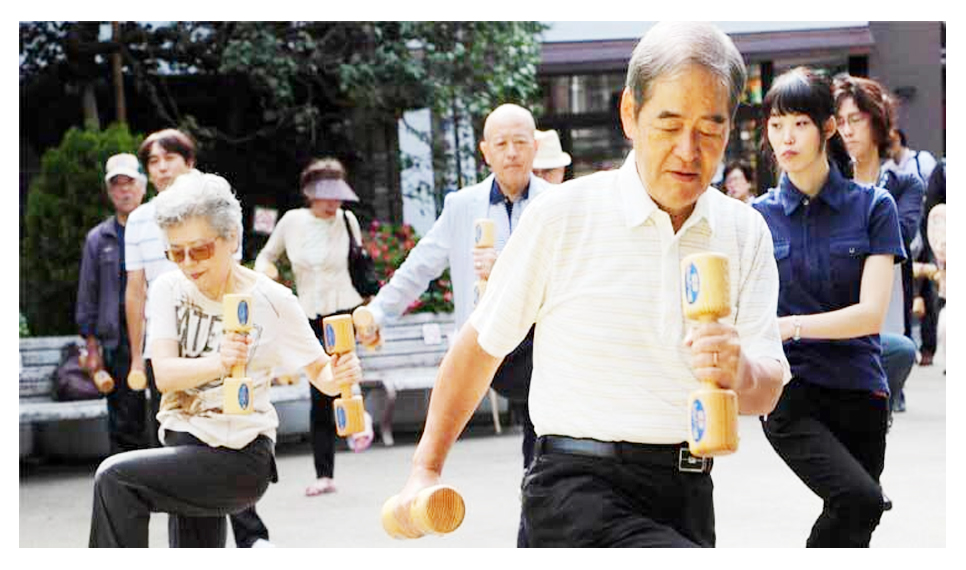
[617,152,717,235]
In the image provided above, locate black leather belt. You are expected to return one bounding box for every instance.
[536,435,712,474]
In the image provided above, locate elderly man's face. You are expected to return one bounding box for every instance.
[107,175,146,217]
[620,65,730,215]
[480,115,537,197]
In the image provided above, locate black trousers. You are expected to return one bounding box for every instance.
[143,361,269,547]
[762,378,889,547]
[89,431,277,547]
[103,339,146,454]
[510,400,536,547]
[307,309,357,479]
[521,437,715,547]
[310,382,337,478]
[919,279,938,354]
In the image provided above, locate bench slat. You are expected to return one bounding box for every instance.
[18,336,83,351]
[19,399,107,424]
[358,339,449,358]
[363,353,445,370]
[21,349,68,367]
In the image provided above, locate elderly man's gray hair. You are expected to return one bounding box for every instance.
[625,22,747,118]
[153,171,243,240]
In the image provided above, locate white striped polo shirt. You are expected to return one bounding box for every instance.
[469,153,790,444]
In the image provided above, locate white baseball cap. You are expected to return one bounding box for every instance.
[104,153,146,185]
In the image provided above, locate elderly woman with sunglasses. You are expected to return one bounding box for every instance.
[88,171,362,548]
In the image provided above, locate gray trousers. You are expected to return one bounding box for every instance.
[89,430,277,547]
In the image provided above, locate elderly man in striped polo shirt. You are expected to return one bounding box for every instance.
[389,22,790,547]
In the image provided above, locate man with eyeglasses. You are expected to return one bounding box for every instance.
[124,130,266,548]
[76,154,147,454]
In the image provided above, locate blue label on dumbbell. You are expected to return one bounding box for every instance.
[336,406,347,429]
[237,300,249,326]
[238,383,250,410]
[324,323,335,351]
[691,399,706,442]
[685,263,700,305]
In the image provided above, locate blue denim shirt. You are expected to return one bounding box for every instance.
[752,164,905,393]
[76,217,127,349]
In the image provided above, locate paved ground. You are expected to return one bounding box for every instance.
[20,354,946,548]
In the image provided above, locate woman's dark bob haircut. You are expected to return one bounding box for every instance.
[760,66,853,178]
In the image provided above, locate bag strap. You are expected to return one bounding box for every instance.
[342,210,360,248]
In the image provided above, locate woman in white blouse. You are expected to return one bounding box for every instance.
[255,158,373,497]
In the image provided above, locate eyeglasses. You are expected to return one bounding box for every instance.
[836,114,868,128]
[166,239,217,264]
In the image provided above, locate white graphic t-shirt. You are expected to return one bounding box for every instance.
[147,270,326,449]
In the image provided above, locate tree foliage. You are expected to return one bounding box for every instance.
[20,22,547,333]
[21,123,144,336]
[21,21,546,186]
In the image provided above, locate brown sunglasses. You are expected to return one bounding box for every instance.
[166,239,217,264]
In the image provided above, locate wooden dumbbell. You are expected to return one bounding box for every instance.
[92,369,114,394]
[322,314,366,436]
[381,485,466,539]
[81,346,115,393]
[681,252,738,457]
[473,218,495,306]
[222,293,255,415]
[352,305,382,351]
[127,369,147,390]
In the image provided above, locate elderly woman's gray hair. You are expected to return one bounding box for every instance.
[626,22,747,119]
[153,171,242,239]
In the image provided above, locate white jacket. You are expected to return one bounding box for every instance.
[368,173,553,332]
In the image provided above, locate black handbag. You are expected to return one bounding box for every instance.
[343,211,380,297]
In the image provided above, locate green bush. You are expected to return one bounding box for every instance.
[20,123,144,336]
[19,312,30,338]
[364,220,453,314]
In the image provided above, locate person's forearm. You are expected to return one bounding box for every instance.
[151,354,226,393]
[735,355,784,415]
[412,325,502,475]
[125,280,145,361]
[305,358,341,397]
[782,302,885,341]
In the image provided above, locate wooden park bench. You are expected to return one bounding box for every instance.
[352,312,503,446]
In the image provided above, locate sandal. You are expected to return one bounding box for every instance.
[347,412,374,453]
[305,477,337,496]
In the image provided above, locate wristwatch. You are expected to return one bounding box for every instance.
[792,316,802,342]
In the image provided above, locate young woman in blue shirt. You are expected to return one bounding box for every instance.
[752,67,905,547]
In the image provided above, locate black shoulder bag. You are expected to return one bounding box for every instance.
[343,211,380,297]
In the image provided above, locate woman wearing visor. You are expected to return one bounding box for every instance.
[255,158,374,498]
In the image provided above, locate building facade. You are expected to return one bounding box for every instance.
[535,21,945,194]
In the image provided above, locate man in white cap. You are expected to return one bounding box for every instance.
[532,129,572,184]
[76,154,148,453]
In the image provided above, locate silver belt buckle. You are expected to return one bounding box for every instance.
[678,448,709,473]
